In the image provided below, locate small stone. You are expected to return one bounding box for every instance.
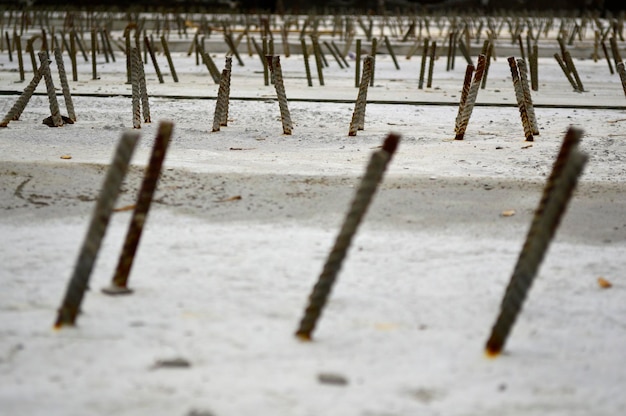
[152,358,191,369]
[42,115,74,127]
[318,372,348,386]
[186,410,216,416]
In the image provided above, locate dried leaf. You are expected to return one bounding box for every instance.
[500,209,516,217]
[60,155,72,160]
[215,195,242,203]
[114,204,136,212]
[597,277,613,289]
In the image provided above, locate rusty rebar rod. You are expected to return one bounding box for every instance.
[160,35,178,82]
[137,47,151,124]
[224,32,244,66]
[426,40,436,88]
[348,55,373,136]
[131,48,141,129]
[15,33,25,82]
[516,58,538,136]
[54,48,76,122]
[370,37,377,86]
[39,51,63,127]
[212,68,229,132]
[554,53,580,92]
[323,40,344,69]
[102,122,173,295]
[384,35,400,70]
[91,28,97,80]
[301,38,313,87]
[418,38,429,89]
[0,60,44,127]
[311,35,325,86]
[617,62,626,98]
[601,40,614,74]
[563,50,584,92]
[454,64,475,136]
[355,38,361,88]
[485,127,587,356]
[295,133,401,341]
[609,36,623,70]
[262,36,269,86]
[508,57,533,141]
[70,30,78,82]
[220,56,232,127]
[144,35,163,84]
[454,54,486,140]
[55,131,140,328]
[269,55,293,135]
[481,41,493,89]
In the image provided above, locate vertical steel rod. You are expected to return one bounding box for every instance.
[295,133,401,341]
[269,55,293,135]
[131,48,141,129]
[54,48,76,122]
[0,61,45,127]
[103,122,173,295]
[55,131,140,327]
[454,54,486,140]
[454,64,475,136]
[348,56,373,136]
[517,58,538,135]
[39,51,63,127]
[508,57,533,142]
[485,127,587,356]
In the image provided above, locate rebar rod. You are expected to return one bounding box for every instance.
[53,48,76,122]
[160,35,178,82]
[508,57,533,142]
[348,56,373,136]
[418,38,429,89]
[454,64,475,136]
[39,51,63,127]
[136,47,151,124]
[563,50,584,92]
[295,133,400,341]
[55,131,140,327]
[131,48,141,129]
[0,61,44,127]
[144,35,163,84]
[617,62,626,98]
[311,35,324,86]
[355,38,361,88]
[15,33,25,82]
[554,53,580,91]
[426,40,436,88]
[517,58,538,135]
[269,56,293,135]
[301,38,313,87]
[103,121,173,295]
[212,69,229,133]
[221,56,232,127]
[486,127,587,356]
[384,35,400,70]
[454,54,486,140]
[90,28,97,80]
[601,40,614,74]
[369,37,377,86]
